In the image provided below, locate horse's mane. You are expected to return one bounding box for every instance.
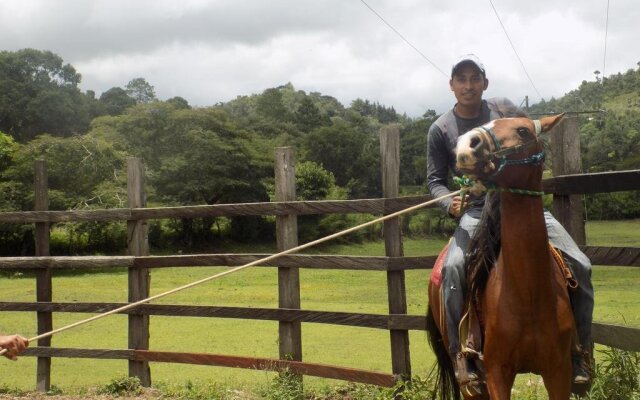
[466,188,501,303]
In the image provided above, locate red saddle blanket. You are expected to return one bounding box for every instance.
[429,242,576,289]
[430,242,450,287]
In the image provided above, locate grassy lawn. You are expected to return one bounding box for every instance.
[0,220,637,392]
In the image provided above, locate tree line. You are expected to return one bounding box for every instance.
[0,49,638,255]
[529,64,640,220]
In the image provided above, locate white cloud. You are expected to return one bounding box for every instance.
[1,0,638,116]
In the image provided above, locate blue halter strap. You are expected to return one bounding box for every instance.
[473,125,545,178]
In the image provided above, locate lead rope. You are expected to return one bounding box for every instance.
[454,176,489,214]
[1,187,489,357]
[455,175,545,201]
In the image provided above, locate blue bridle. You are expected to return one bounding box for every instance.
[473,122,545,178]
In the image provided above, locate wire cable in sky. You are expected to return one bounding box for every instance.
[602,0,610,83]
[359,0,448,78]
[487,0,544,101]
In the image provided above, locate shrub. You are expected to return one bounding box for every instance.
[261,370,304,400]
[97,376,143,396]
[586,348,640,400]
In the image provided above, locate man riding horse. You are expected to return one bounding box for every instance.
[426,54,594,387]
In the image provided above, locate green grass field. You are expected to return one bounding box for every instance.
[0,220,638,393]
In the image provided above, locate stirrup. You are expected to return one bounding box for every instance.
[454,352,479,384]
[461,380,485,398]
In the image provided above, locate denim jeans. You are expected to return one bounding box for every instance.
[442,208,594,356]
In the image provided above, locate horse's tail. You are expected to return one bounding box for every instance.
[426,306,460,400]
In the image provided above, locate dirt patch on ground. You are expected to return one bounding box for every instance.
[0,388,260,400]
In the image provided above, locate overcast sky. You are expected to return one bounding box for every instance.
[1,0,637,116]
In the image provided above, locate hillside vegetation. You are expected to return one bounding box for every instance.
[1,49,638,255]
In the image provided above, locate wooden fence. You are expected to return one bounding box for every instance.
[0,117,639,391]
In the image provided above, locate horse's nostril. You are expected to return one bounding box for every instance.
[470,136,482,149]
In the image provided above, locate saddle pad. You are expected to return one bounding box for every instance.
[430,242,450,287]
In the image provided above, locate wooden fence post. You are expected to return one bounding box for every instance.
[34,160,51,392]
[380,125,411,381]
[274,148,302,365]
[550,116,586,245]
[127,158,151,386]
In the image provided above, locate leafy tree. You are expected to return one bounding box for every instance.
[296,161,335,201]
[0,132,126,255]
[400,111,436,186]
[303,120,380,198]
[166,96,191,109]
[0,49,93,141]
[99,87,137,115]
[350,98,399,123]
[256,88,292,122]
[125,77,157,104]
[0,130,21,212]
[295,96,328,132]
[351,98,374,116]
[0,131,18,170]
[3,134,126,211]
[89,101,274,244]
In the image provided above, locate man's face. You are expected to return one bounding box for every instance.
[449,63,489,108]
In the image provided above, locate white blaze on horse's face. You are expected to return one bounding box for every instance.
[456,120,496,176]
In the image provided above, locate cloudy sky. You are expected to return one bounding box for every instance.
[1,0,637,116]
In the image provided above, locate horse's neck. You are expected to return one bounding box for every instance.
[499,192,552,287]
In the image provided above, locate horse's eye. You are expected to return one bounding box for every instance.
[516,127,530,138]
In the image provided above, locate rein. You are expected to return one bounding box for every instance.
[454,176,545,200]
[485,183,544,197]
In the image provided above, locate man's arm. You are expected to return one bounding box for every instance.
[426,124,455,214]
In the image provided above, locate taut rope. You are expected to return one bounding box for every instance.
[1,190,465,356]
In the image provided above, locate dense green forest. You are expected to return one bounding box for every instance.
[0,49,638,255]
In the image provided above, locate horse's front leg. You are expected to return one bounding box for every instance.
[540,359,572,400]
[484,363,516,400]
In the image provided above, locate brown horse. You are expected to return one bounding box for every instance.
[426,114,575,399]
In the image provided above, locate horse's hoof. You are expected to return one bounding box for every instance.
[572,380,591,397]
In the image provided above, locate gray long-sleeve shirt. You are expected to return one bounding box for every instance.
[426,98,516,214]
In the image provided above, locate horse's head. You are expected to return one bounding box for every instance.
[456,114,565,185]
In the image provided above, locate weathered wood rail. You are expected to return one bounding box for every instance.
[1,117,639,391]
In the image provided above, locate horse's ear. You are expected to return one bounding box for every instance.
[538,113,566,133]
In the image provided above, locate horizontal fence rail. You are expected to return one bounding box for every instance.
[581,246,640,267]
[543,169,640,195]
[0,248,638,271]
[0,195,433,223]
[21,348,395,387]
[0,303,428,331]
[0,254,436,271]
[4,301,639,352]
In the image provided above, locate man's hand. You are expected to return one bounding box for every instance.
[0,334,29,360]
[448,195,468,218]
